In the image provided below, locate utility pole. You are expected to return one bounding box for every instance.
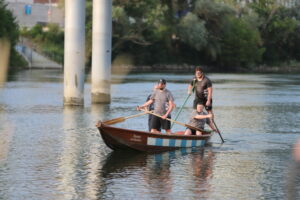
[63,0,86,106]
[91,0,112,103]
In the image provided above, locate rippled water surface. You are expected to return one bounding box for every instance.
[0,70,300,200]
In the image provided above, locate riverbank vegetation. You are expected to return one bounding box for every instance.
[20,24,64,64]
[0,0,27,69]
[21,0,300,72]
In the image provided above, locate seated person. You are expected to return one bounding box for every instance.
[184,104,216,136]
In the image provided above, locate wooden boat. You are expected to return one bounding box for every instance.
[96,121,213,153]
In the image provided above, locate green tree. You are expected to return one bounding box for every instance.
[193,0,235,61]
[177,13,207,52]
[21,23,64,64]
[113,0,181,64]
[83,0,173,65]
[0,0,27,68]
[287,5,300,61]
[21,0,300,70]
[0,0,18,45]
[219,16,264,68]
[250,0,299,64]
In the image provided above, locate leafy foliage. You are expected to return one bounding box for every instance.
[21,23,64,64]
[250,0,299,64]
[193,0,236,61]
[219,16,265,68]
[21,0,300,70]
[178,13,207,51]
[0,0,27,68]
[0,0,18,45]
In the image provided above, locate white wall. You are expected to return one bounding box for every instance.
[5,0,33,3]
[5,1,64,28]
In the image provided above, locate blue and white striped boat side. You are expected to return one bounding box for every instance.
[147,137,206,148]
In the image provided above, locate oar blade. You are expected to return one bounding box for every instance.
[103,111,150,125]
[103,117,125,125]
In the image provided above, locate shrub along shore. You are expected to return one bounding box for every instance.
[111,64,300,74]
[2,0,300,73]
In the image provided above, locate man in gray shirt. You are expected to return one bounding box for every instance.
[137,79,175,134]
[184,104,216,136]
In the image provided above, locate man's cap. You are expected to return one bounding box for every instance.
[158,79,166,84]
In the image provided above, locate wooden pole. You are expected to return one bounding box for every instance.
[212,120,225,143]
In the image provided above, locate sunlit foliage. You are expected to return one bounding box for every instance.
[21,0,300,70]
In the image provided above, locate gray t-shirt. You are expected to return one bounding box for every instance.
[187,110,210,129]
[150,89,174,115]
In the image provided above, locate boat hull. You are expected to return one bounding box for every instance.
[96,121,212,153]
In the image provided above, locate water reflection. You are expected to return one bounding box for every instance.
[190,150,214,198]
[0,112,14,200]
[286,140,300,200]
[99,151,148,199]
[58,106,107,200]
[0,71,299,200]
[58,106,84,199]
[90,103,111,124]
[98,148,214,199]
[0,113,14,161]
[144,152,173,196]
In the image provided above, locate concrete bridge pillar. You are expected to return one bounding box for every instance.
[63,0,86,106]
[91,0,112,103]
[0,38,10,87]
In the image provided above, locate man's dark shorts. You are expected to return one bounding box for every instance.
[148,115,161,132]
[151,115,171,130]
[193,98,213,111]
[186,128,197,135]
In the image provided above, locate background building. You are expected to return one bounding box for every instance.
[5,0,64,28]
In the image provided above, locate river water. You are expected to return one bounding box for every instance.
[0,70,299,200]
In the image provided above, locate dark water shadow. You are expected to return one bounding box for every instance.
[100,150,147,178]
[95,148,215,199]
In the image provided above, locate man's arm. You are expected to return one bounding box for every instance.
[206,87,212,106]
[162,100,174,119]
[194,113,212,120]
[188,84,193,95]
[188,79,196,95]
[137,99,154,110]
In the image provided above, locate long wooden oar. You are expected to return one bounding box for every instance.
[212,119,225,143]
[140,109,206,133]
[171,79,196,128]
[103,111,151,125]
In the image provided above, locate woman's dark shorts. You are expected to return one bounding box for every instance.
[193,98,213,111]
[151,115,171,130]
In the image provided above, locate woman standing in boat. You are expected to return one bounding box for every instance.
[137,79,175,134]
